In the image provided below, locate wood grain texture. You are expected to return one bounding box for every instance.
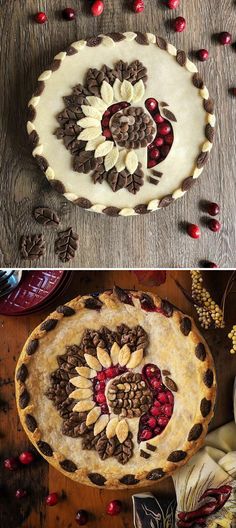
[0,270,236,528]
[0,0,236,268]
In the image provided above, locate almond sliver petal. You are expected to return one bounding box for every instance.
[126,348,144,369]
[86,96,107,112]
[81,105,102,120]
[97,347,111,368]
[110,342,120,365]
[84,353,102,371]
[132,80,145,103]
[116,419,129,443]
[73,400,95,412]
[106,417,119,439]
[118,344,131,366]
[69,388,93,399]
[85,136,105,151]
[125,151,138,174]
[113,78,122,102]
[69,376,92,388]
[101,81,114,105]
[77,117,101,128]
[75,366,97,378]
[78,127,101,141]
[120,80,134,102]
[94,414,109,436]
[94,141,114,158]
[104,146,119,171]
[86,406,101,426]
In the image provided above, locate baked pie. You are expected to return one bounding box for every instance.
[16,288,216,488]
[27,32,215,216]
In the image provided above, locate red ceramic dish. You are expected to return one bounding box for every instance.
[24,272,74,314]
[0,271,65,315]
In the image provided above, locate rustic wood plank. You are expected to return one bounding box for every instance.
[0,270,236,527]
[0,0,235,267]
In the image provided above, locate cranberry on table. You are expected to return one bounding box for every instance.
[75,509,89,525]
[15,489,27,499]
[91,0,104,16]
[34,12,48,24]
[173,16,186,32]
[197,49,209,61]
[218,32,232,45]
[200,260,218,268]
[187,223,201,239]
[19,451,34,465]
[62,8,76,21]
[207,202,220,216]
[167,0,180,9]
[46,492,59,506]
[230,87,236,96]
[208,219,221,232]
[3,457,19,471]
[133,0,145,13]
[106,500,122,516]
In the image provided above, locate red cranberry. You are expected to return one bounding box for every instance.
[167,0,180,8]
[200,260,218,268]
[163,404,173,417]
[150,148,160,160]
[154,114,164,124]
[165,133,173,145]
[154,399,162,407]
[75,509,88,525]
[133,0,145,13]
[106,500,122,516]
[105,367,119,378]
[218,32,232,45]
[230,87,236,96]
[207,202,220,216]
[102,117,110,127]
[157,122,171,136]
[19,451,34,465]
[150,379,162,390]
[173,16,186,32]
[34,12,47,24]
[4,457,18,471]
[46,492,59,506]
[158,392,168,404]
[91,0,104,16]
[187,223,201,239]
[97,371,106,381]
[157,416,169,427]
[104,110,111,117]
[96,392,106,404]
[62,8,76,20]
[154,137,164,147]
[103,128,112,138]
[198,49,209,61]
[161,144,170,157]
[101,404,109,414]
[154,426,161,435]
[148,159,157,168]
[208,219,221,232]
[167,392,174,404]
[16,489,27,499]
[140,429,152,441]
[146,98,158,112]
[145,364,159,378]
[148,417,157,429]
[150,405,161,416]
[95,381,105,391]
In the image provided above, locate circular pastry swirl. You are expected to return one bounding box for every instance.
[27,32,215,216]
[15,288,216,489]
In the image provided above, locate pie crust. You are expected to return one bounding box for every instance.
[27,32,215,216]
[15,288,216,489]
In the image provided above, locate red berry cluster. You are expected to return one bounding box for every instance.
[138,364,174,442]
[94,365,127,412]
[101,102,130,139]
[145,98,173,168]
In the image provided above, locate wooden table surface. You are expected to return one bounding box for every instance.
[0,0,236,268]
[0,270,236,528]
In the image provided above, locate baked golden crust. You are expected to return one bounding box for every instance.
[15,289,216,489]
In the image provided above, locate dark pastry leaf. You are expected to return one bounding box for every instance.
[55,228,78,263]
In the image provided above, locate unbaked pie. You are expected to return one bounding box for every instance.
[16,288,216,488]
[27,32,215,216]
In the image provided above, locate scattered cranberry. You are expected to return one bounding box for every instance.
[207,202,220,216]
[133,0,145,13]
[157,122,171,136]
[229,87,236,96]
[146,98,158,112]
[15,489,27,499]
[34,12,48,24]
[19,451,34,465]
[167,0,180,8]
[62,8,76,20]
[173,16,186,32]
[208,219,221,232]
[197,49,209,61]
[106,500,122,516]
[75,509,89,525]
[46,492,59,506]
[218,32,232,45]
[3,457,18,471]
[200,260,218,268]
[187,223,201,239]
[91,0,104,16]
